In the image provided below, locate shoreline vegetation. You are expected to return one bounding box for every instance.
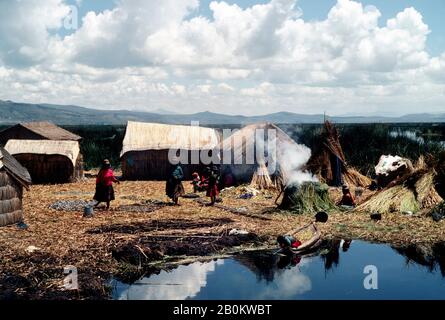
[1,178,445,300]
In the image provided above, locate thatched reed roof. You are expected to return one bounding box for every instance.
[120,121,220,157]
[220,122,308,187]
[0,146,31,189]
[5,140,81,166]
[5,121,82,141]
[219,122,298,163]
[219,122,312,189]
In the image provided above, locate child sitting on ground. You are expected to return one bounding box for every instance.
[277,235,302,250]
[338,184,356,208]
[191,172,201,193]
[276,221,321,253]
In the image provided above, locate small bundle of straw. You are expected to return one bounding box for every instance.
[415,171,443,209]
[343,167,372,188]
[250,163,275,190]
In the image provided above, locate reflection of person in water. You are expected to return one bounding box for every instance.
[322,239,341,271]
[342,239,352,252]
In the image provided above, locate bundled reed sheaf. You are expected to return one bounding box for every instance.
[343,167,373,188]
[250,162,276,190]
[357,155,444,214]
[279,182,336,214]
[306,121,371,188]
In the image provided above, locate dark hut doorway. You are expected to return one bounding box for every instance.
[14,154,75,184]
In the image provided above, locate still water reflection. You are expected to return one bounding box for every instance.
[112,240,445,300]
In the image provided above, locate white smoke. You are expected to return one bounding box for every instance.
[274,140,318,186]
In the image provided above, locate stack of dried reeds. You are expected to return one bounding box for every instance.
[250,162,275,190]
[343,167,373,188]
[357,156,444,214]
[306,121,371,188]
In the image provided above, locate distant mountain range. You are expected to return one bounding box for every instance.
[0,100,444,125]
[151,108,177,115]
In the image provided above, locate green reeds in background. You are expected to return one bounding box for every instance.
[45,123,445,173]
[65,125,125,170]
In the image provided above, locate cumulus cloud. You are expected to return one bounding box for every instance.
[61,0,199,68]
[57,0,432,77]
[426,53,445,83]
[0,0,70,67]
[0,0,444,115]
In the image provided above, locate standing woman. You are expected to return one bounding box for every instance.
[166,162,185,205]
[206,165,220,206]
[94,159,120,210]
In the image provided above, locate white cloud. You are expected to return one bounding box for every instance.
[0,0,70,66]
[426,53,445,83]
[0,0,444,115]
[61,0,199,68]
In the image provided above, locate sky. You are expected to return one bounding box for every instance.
[0,0,444,116]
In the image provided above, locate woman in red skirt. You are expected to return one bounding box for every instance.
[94,159,120,210]
[206,166,220,205]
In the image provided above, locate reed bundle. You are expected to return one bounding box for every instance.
[279,182,336,214]
[250,163,276,190]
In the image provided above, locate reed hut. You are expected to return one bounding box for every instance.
[305,121,371,188]
[120,121,220,180]
[220,122,310,190]
[5,140,83,184]
[0,146,31,227]
[0,121,81,146]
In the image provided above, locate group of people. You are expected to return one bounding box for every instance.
[94,158,358,209]
[94,158,357,268]
[166,163,221,206]
[92,160,223,209]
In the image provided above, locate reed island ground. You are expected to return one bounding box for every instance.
[1,178,444,299]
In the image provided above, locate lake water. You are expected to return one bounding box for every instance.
[112,240,445,300]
